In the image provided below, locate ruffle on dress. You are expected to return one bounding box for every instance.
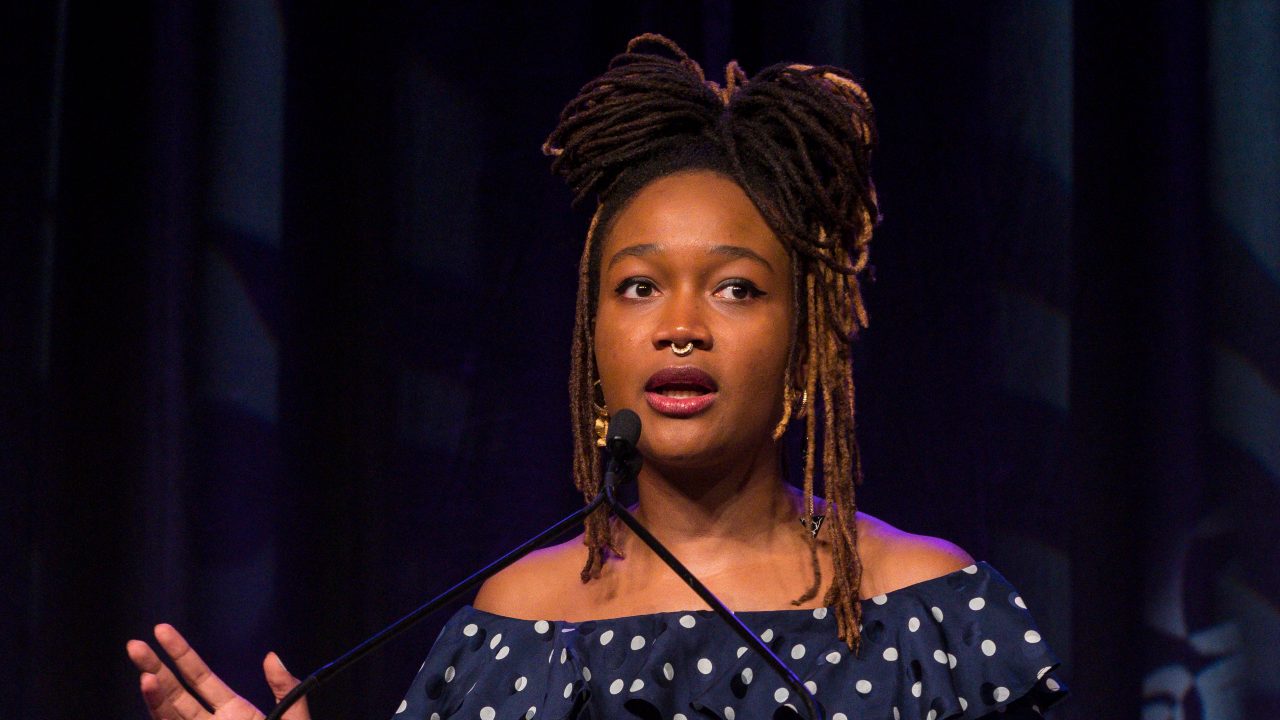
[394,562,1066,720]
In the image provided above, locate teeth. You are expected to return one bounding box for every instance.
[659,389,705,398]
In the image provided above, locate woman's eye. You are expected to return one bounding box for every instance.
[713,280,766,301]
[616,279,657,299]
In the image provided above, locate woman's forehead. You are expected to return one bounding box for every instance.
[598,171,788,267]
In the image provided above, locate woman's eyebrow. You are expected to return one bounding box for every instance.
[605,243,774,272]
[710,244,774,271]
[606,243,659,270]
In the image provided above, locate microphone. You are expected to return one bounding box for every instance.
[603,409,642,487]
[604,408,640,459]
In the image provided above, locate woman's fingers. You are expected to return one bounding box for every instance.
[152,624,240,712]
[126,638,212,720]
[263,652,310,720]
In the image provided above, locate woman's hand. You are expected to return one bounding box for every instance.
[125,624,311,720]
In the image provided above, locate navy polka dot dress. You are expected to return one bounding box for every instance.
[394,562,1066,719]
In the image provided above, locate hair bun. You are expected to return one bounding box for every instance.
[543,35,723,204]
[724,61,879,272]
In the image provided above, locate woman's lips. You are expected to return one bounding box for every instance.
[644,366,718,418]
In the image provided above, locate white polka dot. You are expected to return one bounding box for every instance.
[959,697,968,711]
[981,639,997,656]
[697,658,713,674]
[444,666,456,682]
[533,620,549,634]
[630,678,644,692]
[834,714,849,720]
[805,681,818,694]
[480,707,495,720]
[679,614,696,628]
[813,607,828,619]
[855,679,872,693]
[736,646,748,658]
[564,682,574,698]
[927,711,937,720]
[761,628,774,642]
[882,647,898,661]
[741,667,753,684]
[1037,666,1052,679]
[724,707,735,720]
[947,653,957,668]
[608,678,623,695]
[790,644,806,660]
[663,662,674,681]
[908,617,921,632]
[547,649,554,664]
[827,651,843,664]
[463,623,478,636]
[931,606,944,622]
[969,597,986,611]
[630,635,646,650]
[514,676,527,691]
[893,708,900,720]
[599,629,614,646]
[431,714,441,720]
[911,681,922,697]
[774,688,789,703]
[1025,630,1042,643]
[872,594,888,605]
[489,633,502,649]
[396,700,407,714]
[524,708,536,720]
[1014,595,1027,609]
[496,646,510,660]
[994,686,1010,702]
[582,667,591,681]
[963,564,978,574]
[559,648,567,664]
[1046,677,1061,692]
[933,649,947,664]
[674,715,687,720]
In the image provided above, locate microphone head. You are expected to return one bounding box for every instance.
[605,409,641,459]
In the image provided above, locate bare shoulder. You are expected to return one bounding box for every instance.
[854,512,975,598]
[472,535,588,619]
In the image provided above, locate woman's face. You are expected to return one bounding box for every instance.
[594,170,794,471]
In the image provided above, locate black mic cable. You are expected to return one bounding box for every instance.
[267,409,822,720]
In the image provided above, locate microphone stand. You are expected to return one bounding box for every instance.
[267,436,823,720]
[265,493,605,720]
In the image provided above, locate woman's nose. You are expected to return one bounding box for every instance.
[651,289,713,353]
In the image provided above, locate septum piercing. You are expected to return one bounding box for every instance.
[671,342,695,357]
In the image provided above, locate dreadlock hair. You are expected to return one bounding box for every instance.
[543,34,879,650]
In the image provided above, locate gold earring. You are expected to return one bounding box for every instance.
[593,380,609,447]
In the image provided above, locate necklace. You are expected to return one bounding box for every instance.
[799,514,826,538]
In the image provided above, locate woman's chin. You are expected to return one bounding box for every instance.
[637,429,768,477]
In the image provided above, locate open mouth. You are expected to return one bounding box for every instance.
[644,366,718,418]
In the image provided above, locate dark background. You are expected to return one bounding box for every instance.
[3,1,1276,718]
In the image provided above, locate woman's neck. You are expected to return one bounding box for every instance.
[622,441,803,572]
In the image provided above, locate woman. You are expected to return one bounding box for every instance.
[127,35,1066,720]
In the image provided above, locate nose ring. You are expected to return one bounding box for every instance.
[671,342,695,357]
